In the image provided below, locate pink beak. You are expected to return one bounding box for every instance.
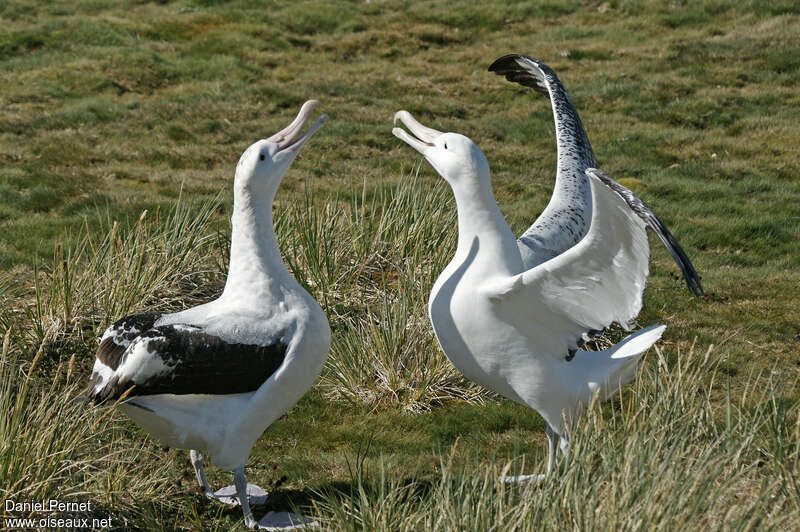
[267,100,328,154]
[392,110,443,154]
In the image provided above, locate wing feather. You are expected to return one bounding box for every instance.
[95,313,161,370]
[489,54,595,268]
[489,55,703,296]
[586,169,704,296]
[489,170,649,360]
[88,323,288,403]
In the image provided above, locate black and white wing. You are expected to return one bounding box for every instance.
[489,54,596,268]
[88,317,288,404]
[91,312,163,377]
[487,169,650,361]
[489,166,703,363]
[489,54,703,297]
[587,168,704,296]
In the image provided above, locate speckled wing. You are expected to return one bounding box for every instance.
[88,320,288,404]
[488,169,650,360]
[489,54,596,269]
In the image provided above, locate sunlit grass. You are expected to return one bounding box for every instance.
[311,343,799,530]
[279,174,481,411]
[0,330,180,529]
[1,180,797,528]
[1,0,799,529]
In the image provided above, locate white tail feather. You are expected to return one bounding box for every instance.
[570,324,666,403]
[609,324,667,359]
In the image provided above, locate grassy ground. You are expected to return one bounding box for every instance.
[1,0,799,529]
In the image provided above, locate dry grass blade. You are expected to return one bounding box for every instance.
[278,173,480,411]
[310,342,799,530]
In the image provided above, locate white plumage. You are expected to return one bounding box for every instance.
[392,55,702,479]
[88,101,329,529]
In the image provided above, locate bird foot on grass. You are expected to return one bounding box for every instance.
[206,484,268,506]
[252,511,319,530]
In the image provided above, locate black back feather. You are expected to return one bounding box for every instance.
[90,324,288,404]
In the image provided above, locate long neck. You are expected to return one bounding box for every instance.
[221,185,291,301]
[451,178,523,275]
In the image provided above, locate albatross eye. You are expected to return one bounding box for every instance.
[444,143,448,150]
[259,154,265,161]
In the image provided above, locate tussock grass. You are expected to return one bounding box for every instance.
[2,0,799,528]
[5,191,225,363]
[2,0,798,370]
[0,330,179,529]
[0,195,224,527]
[0,179,796,528]
[279,173,483,411]
[312,343,799,530]
[0,332,93,504]
[0,178,480,527]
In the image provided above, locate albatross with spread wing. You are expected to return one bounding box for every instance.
[392,55,702,481]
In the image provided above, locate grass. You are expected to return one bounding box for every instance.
[311,344,794,530]
[1,179,797,530]
[0,332,181,529]
[279,173,479,411]
[1,0,799,529]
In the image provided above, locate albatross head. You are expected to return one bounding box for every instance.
[392,110,490,190]
[234,100,327,195]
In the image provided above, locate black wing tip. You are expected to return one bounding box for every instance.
[648,210,704,298]
[488,54,555,76]
[670,234,704,297]
[675,255,704,297]
[587,168,705,298]
[86,371,137,405]
[85,374,102,404]
[489,53,529,72]
[691,282,704,297]
[684,266,704,297]
[488,54,554,96]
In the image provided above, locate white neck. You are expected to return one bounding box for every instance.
[450,177,523,276]
[220,184,291,302]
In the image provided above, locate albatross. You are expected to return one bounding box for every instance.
[87,100,330,529]
[392,55,703,480]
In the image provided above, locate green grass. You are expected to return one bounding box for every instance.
[1,0,799,529]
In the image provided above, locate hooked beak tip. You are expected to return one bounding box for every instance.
[393,110,408,126]
[392,110,443,145]
[268,100,325,151]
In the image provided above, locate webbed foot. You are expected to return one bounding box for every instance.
[208,483,268,506]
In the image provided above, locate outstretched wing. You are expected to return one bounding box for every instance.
[88,322,288,403]
[587,169,704,296]
[488,169,650,361]
[489,54,595,268]
[489,55,703,298]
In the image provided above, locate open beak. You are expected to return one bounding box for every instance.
[268,100,328,154]
[392,110,443,155]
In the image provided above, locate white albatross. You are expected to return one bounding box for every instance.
[392,54,703,480]
[87,101,330,529]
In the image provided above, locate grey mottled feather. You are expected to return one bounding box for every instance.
[489,54,595,268]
